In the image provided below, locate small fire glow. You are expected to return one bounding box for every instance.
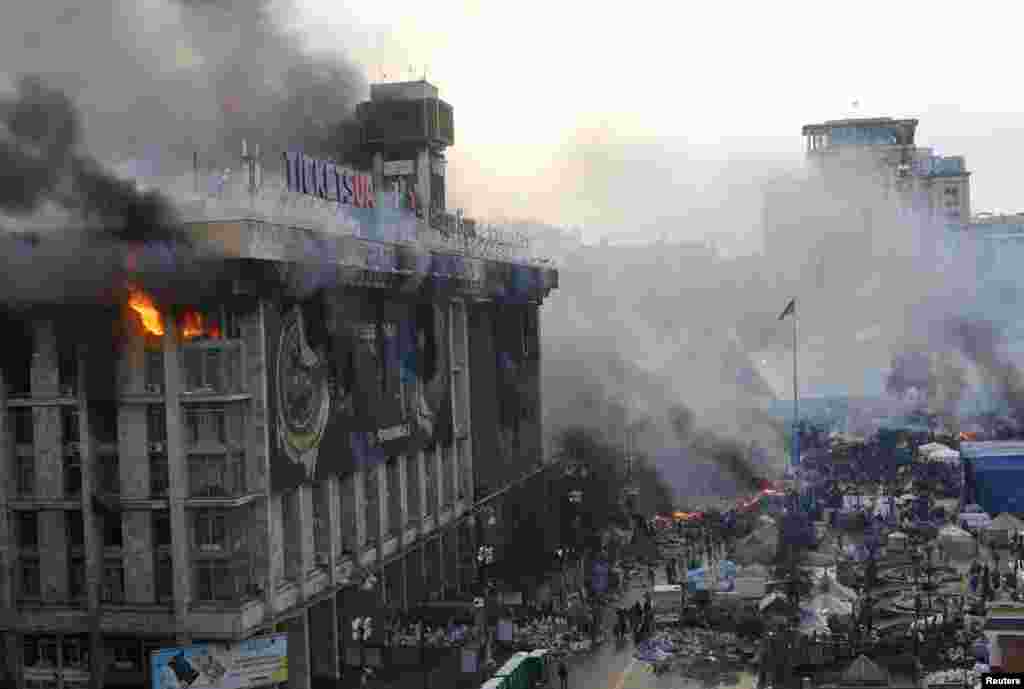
[181,310,221,341]
[128,285,165,337]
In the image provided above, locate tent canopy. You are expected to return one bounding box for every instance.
[988,512,1024,532]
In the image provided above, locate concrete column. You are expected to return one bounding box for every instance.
[118,407,148,498]
[416,148,431,217]
[267,494,284,588]
[77,351,103,689]
[432,447,442,516]
[39,512,68,602]
[246,301,269,496]
[0,366,11,610]
[353,469,366,548]
[417,451,427,520]
[398,455,408,532]
[33,406,61,500]
[118,323,145,396]
[31,320,59,397]
[372,152,384,205]
[450,301,474,503]
[299,482,315,582]
[377,463,387,543]
[162,313,191,645]
[286,610,310,689]
[327,476,341,582]
[124,511,155,603]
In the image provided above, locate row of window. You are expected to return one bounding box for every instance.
[9,403,245,450]
[15,508,258,604]
[12,452,246,500]
[288,448,464,580]
[23,635,172,675]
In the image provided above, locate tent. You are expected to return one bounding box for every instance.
[938,524,977,560]
[986,512,1024,547]
[887,531,909,552]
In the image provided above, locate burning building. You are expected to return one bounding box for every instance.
[0,81,557,689]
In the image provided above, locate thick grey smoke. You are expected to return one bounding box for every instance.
[945,317,1024,428]
[533,139,1016,497]
[1,0,366,175]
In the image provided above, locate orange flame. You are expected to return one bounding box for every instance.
[128,286,165,337]
[181,310,221,341]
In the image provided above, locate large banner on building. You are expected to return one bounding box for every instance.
[267,290,453,492]
[150,635,287,689]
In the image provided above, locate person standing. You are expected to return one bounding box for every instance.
[558,660,569,689]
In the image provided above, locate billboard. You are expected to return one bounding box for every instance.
[150,635,287,689]
[267,291,453,492]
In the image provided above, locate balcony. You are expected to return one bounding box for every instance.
[188,455,246,498]
[180,340,243,396]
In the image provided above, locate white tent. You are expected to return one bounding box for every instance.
[938,525,977,560]
[918,442,960,462]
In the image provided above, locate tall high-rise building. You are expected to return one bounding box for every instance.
[801,117,971,223]
[0,81,558,689]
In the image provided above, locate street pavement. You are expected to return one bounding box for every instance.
[561,567,756,689]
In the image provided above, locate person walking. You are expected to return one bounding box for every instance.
[558,660,569,689]
[648,565,656,589]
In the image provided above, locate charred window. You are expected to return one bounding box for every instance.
[57,331,78,396]
[101,561,125,603]
[19,558,40,598]
[18,512,38,550]
[152,511,171,548]
[155,553,173,603]
[194,560,233,602]
[11,408,33,445]
[91,402,118,444]
[96,453,120,495]
[68,558,86,599]
[103,514,123,549]
[2,317,32,397]
[188,454,244,497]
[66,511,84,548]
[61,406,81,445]
[144,348,164,392]
[193,510,228,551]
[184,405,226,446]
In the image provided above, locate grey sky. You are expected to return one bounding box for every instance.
[298,0,1024,249]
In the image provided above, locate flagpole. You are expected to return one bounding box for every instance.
[792,299,799,477]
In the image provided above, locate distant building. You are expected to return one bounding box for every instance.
[801,117,971,224]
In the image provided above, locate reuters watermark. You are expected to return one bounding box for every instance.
[983,675,1024,686]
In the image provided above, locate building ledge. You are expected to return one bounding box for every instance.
[185,492,264,509]
[6,397,79,408]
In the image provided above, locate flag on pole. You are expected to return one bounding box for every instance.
[779,298,796,321]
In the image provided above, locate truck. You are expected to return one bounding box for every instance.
[651,584,684,625]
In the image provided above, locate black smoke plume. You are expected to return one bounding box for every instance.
[0,75,182,243]
[668,403,766,493]
[946,317,1024,429]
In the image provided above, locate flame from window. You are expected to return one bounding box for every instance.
[181,310,221,341]
[128,286,164,337]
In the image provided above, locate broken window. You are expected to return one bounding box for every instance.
[102,562,125,603]
[103,514,123,549]
[194,560,233,602]
[2,318,32,397]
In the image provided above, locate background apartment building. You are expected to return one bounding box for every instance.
[0,81,558,689]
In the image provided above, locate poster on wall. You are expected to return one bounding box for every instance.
[267,290,453,493]
[150,635,287,689]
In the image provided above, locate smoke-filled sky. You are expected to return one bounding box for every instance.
[298,0,1024,251]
